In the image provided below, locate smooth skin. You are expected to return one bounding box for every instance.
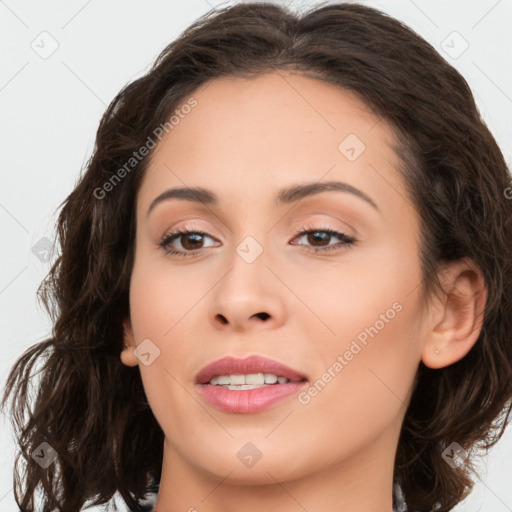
[121,71,487,512]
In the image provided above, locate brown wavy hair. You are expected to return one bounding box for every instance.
[2,2,512,511]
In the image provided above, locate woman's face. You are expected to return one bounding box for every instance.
[122,71,428,487]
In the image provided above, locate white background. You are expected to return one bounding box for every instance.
[1,0,511,510]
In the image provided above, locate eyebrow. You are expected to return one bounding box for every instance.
[147,180,378,217]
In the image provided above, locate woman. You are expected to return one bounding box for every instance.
[2,2,511,511]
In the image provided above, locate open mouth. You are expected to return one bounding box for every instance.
[195,355,309,413]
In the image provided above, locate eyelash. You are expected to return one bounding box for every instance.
[159,225,357,257]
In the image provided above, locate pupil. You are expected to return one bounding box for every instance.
[183,233,203,250]
[308,231,329,246]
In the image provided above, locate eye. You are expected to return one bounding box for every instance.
[290,225,356,253]
[159,225,357,257]
[159,228,219,256]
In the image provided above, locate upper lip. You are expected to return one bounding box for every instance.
[195,355,309,385]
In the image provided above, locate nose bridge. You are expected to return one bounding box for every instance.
[218,232,270,306]
[223,208,270,287]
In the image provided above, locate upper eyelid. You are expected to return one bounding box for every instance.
[162,215,351,234]
[163,226,221,242]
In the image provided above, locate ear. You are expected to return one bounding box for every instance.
[421,258,487,369]
[120,318,139,367]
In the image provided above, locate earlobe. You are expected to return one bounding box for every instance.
[421,259,487,369]
[120,318,139,367]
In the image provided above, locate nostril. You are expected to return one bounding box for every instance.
[255,312,270,320]
[216,314,228,324]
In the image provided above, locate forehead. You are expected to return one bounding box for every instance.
[138,71,409,214]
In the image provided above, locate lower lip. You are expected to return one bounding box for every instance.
[197,382,308,413]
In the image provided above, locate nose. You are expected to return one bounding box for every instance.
[208,246,287,332]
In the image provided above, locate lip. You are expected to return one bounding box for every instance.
[195,355,309,414]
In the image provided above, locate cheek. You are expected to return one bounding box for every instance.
[290,298,421,471]
[127,302,200,450]
[129,252,211,341]
[289,238,422,341]
[127,259,202,427]
[291,241,423,411]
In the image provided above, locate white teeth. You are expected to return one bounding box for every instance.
[209,373,290,386]
[245,373,265,385]
[230,374,246,385]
